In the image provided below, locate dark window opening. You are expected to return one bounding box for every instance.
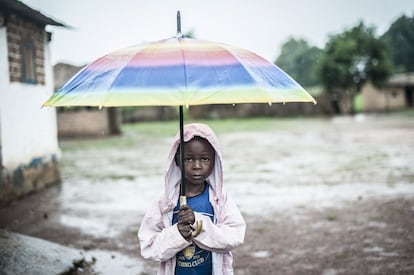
[405,87,413,107]
[21,41,37,84]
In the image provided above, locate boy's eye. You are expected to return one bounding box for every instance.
[184,157,210,163]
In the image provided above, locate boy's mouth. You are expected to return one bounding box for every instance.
[192,175,203,180]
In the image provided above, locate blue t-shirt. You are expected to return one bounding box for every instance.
[172,184,214,275]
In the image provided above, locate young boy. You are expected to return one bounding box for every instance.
[138,123,246,275]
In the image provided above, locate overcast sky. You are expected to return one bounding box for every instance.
[22,0,414,66]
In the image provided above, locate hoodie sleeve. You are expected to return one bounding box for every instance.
[138,198,191,262]
[192,193,246,253]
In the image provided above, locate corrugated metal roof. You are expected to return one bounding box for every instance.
[0,0,66,27]
[388,73,414,87]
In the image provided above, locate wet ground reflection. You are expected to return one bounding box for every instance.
[1,113,413,274]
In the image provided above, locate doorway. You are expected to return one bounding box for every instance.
[405,87,414,107]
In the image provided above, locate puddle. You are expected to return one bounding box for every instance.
[251,250,271,258]
[322,269,340,275]
[380,252,399,257]
[83,250,154,274]
[55,180,414,239]
[227,182,414,215]
[363,246,384,253]
[367,221,387,228]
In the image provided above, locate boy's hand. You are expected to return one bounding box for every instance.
[177,205,195,240]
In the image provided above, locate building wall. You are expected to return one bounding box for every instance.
[7,14,46,85]
[57,109,111,137]
[361,82,406,112]
[0,27,6,147]
[53,63,122,137]
[0,19,60,204]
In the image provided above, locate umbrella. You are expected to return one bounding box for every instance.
[44,11,316,236]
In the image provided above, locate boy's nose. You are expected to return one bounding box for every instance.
[193,159,202,168]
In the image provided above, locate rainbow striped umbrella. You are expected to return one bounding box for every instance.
[44,12,315,234]
[44,36,315,107]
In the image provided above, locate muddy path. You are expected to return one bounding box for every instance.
[1,113,413,274]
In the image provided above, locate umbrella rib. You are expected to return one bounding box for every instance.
[219,43,273,103]
[219,43,315,104]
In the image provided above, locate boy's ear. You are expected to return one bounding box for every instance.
[174,151,180,167]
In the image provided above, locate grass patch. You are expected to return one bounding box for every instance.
[123,120,180,137]
[326,215,337,221]
[354,93,363,113]
[60,134,137,151]
[59,116,321,153]
[123,116,310,137]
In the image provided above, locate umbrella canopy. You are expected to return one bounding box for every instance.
[43,37,315,108]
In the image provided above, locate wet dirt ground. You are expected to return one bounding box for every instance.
[1,113,413,274]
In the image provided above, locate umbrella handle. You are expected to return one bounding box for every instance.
[191,220,203,237]
[180,195,203,237]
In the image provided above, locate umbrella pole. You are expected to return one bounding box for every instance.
[179,105,187,206]
[176,11,202,237]
[179,105,202,237]
[177,10,181,35]
[177,11,186,207]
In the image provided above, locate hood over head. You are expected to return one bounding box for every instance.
[164,123,223,205]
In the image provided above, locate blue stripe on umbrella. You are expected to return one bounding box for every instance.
[59,64,299,92]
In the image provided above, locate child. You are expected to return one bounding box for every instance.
[138,123,246,275]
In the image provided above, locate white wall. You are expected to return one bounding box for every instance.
[0,26,7,148]
[0,29,59,170]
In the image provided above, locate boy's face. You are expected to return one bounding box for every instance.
[176,137,215,188]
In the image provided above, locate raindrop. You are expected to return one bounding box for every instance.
[232,104,236,107]
[268,102,272,106]
[98,105,103,110]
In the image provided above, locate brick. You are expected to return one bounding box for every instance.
[6,14,46,85]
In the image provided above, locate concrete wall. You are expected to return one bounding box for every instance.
[188,94,332,119]
[0,27,6,149]
[57,109,110,137]
[6,14,46,85]
[0,20,60,204]
[361,82,406,112]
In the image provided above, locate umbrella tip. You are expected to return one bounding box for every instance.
[176,10,182,37]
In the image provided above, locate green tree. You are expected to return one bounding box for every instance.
[184,30,196,38]
[275,38,322,87]
[382,14,414,73]
[318,22,393,114]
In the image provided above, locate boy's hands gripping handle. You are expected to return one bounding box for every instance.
[180,196,203,238]
[178,107,201,238]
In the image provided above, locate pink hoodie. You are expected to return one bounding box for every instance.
[138,123,246,275]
